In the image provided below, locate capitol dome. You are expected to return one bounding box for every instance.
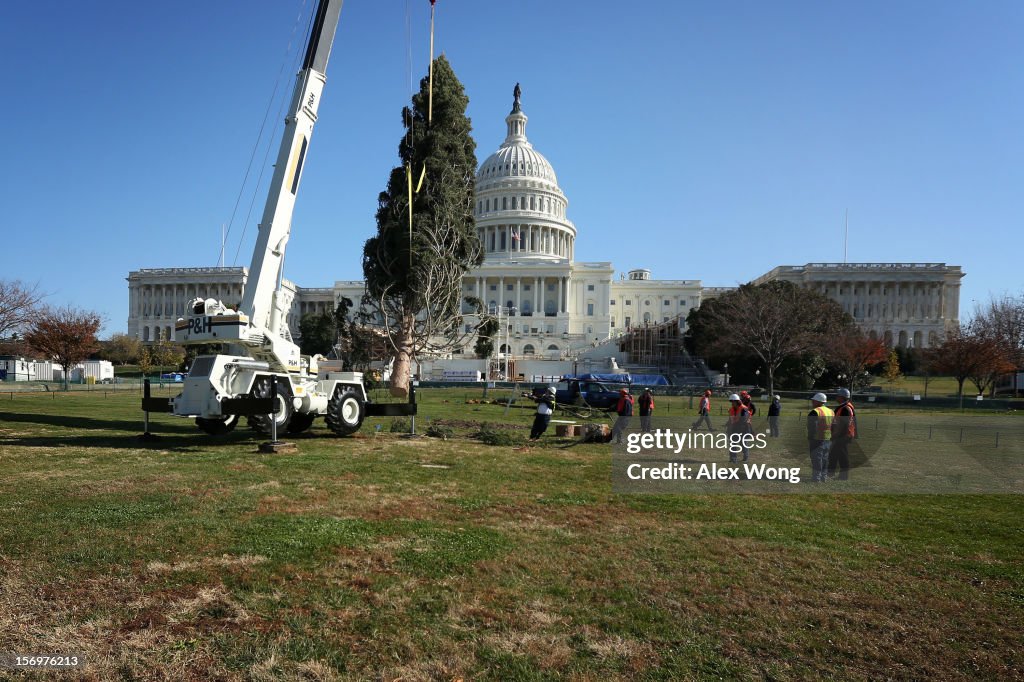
[474,85,575,263]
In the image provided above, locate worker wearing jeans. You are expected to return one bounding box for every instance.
[611,389,634,444]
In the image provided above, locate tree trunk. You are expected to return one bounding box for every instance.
[389,317,415,398]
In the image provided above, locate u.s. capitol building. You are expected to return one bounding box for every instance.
[127,91,963,357]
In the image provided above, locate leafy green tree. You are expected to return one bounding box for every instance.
[102,332,142,366]
[151,337,185,373]
[298,311,336,356]
[333,297,378,372]
[362,55,483,396]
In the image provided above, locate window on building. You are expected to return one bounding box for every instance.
[610,300,616,305]
[587,303,594,316]
[547,283,555,291]
[588,284,595,291]
[645,300,651,306]
[524,284,531,291]
[500,232,506,250]
[625,317,631,327]
[523,344,535,355]
[625,300,632,305]
[664,300,670,306]
[490,285,497,291]
[502,197,507,210]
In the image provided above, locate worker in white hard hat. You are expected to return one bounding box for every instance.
[806,393,834,482]
[526,386,557,441]
[726,393,752,463]
[828,387,856,480]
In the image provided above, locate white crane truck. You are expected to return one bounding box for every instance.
[145,0,415,437]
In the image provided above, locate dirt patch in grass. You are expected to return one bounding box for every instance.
[146,554,268,574]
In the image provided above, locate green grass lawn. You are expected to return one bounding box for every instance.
[0,389,1021,680]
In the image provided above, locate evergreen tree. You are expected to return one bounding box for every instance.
[362,55,483,396]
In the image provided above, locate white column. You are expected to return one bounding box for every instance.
[535,277,541,315]
[516,278,522,314]
[557,277,563,314]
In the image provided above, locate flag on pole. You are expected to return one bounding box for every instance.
[511,229,520,242]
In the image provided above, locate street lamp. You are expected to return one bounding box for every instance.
[723,362,729,387]
[490,304,516,381]
[755,369,761,388]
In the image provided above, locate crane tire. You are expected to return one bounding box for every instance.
[286,411,316,434]
[325,388,364,436]
[247,377,294,437]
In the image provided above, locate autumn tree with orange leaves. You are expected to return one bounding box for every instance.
[25,306,102,390]
[829,330,888,390]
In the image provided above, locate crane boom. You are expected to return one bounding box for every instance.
[241,0,343,333]
[162,0,417,439]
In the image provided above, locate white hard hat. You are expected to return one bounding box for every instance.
[837,388,851,399]
[774,395,781,400]
[546,386,557,395]
[729,393,741,401]
[811,392,827,403]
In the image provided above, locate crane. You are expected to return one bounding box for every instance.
[156,0,415,437]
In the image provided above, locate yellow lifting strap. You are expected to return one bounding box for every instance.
[407,0,436,267]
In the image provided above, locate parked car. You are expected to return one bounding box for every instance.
[534,379,626,409]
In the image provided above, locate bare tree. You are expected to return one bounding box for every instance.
[972,294,1024,395]
[24,305,102,390]
[964,326,1016,397]
[700,281,850,396]
[0,279,45,339]
[363,192,483,394]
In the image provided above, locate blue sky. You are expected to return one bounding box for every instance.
[2,1,1022,336]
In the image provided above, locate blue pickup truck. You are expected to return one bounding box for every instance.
[532,378,625,410]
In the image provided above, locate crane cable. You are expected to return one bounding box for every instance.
[227,0,312,266]
[406,0,436,268]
